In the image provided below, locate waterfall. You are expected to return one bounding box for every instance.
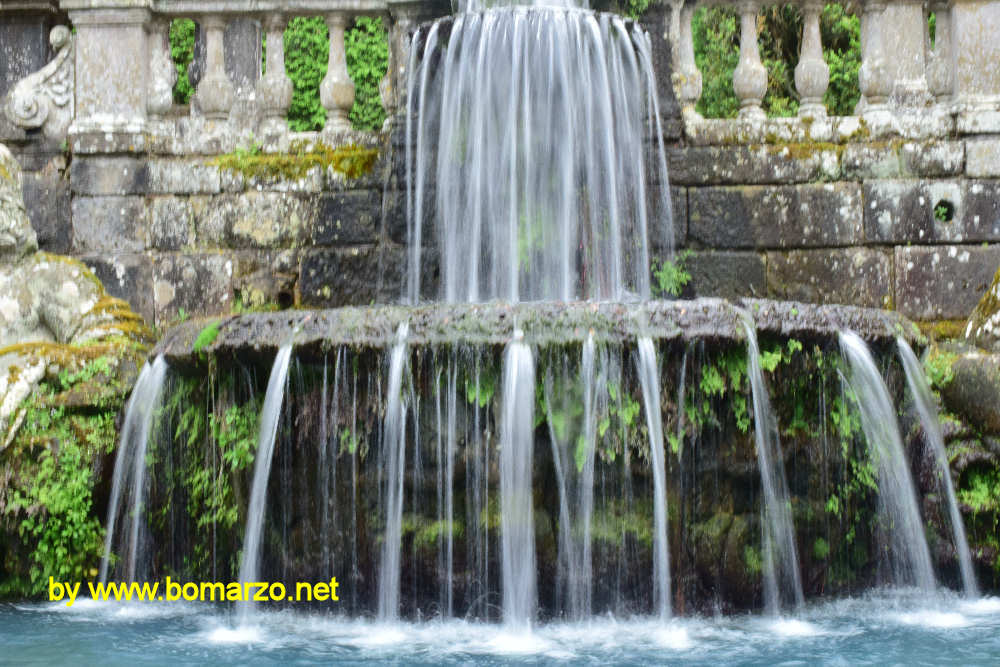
[99,356,168,584]
[500,331,537,627]
[738,312,804,613]
[636,337,671,619]
[407,6,673,302]
[897,337,978,597]
[839,331,936,591]
[378,323,410,621]
[236,343,293,624]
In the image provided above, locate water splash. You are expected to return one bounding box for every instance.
[739,311,804,613]
[897,337,978,597]
[839,331,936,591]
[500,330,537,627]
[236,343,294,624]
[636,337,670,619]
[406,6,673,302]
[378,323,411,621]
[99,356,168,584]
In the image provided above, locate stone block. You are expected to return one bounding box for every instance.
[667,145,840,186]
[901,141,964,177]
[966,138,1000,178]
[22,165,71,254]
[71,196,148,253]
[147,159,222,194]
[864,180,1000,243]
[70,156,149,195]
[685,251,766,299]
[191,192,314,249]
[895,245,1000,320]
[689,183,861,249]
[153,253,234,324]
[80,253,154,323]
[314,190,381,246]
[299,246,404,307]
[654,187,686,252]
[766,248,891,308]
[150,197,193,250]
[0,16,54,100]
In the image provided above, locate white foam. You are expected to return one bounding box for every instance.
[654,625,693,650]
[204,624,264,644]
[770,618,823,637]
[895,610,968,628]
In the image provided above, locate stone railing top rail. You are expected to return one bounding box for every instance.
[154,298,920,365]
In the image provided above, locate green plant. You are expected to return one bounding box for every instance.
[169,19,196,105]
[652,250,693,297]
[192,320,221,353]
[210,141,379,181]
[345,17,389,131]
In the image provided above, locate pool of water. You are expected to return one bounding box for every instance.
[3,589,999,665]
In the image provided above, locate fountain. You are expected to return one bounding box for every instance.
[97,0,967,631]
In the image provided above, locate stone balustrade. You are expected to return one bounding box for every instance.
[652,0,1000,142]
[0,0,450,153]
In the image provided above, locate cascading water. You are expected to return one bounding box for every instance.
[378,323,410,621]
[839,331,936,591]
[636,337,671,619]
[738,312,804,613]
[406,3,673,303]
[236,343,293,624]
[546,333,600,619]
[897,338,978,597]
[500,331,537,627]
[99,355,168,584]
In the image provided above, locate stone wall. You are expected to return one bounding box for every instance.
[3,0,1000,328]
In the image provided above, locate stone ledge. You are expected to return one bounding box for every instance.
[668,145,840,186]
[153,297,917,365]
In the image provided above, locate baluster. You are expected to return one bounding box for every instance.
[320,13,356,134]
[257,14,293,136]
[193,15,235,120]
[146,18,176,127]
[795,0,829,118]
[672,1,703,118]
[926,0,954,103]
[856,0,891,117]
[733,0,767,120]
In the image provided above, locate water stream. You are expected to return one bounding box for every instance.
[839,331,936,591]
[897,337,978,597]
[236,343,294,624]
[739,312,804,613]
[500,331,538,627]
[99,356,168,584]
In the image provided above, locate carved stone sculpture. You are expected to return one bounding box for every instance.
[4,26,74,142]
[0,143,152,445]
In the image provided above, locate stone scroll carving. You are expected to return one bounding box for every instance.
[4,26,74,141]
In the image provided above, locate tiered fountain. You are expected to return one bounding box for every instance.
[100,0,978,630]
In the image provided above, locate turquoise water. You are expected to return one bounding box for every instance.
[3,590,999,665]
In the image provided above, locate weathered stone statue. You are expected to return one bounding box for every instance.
[0,143,152,444]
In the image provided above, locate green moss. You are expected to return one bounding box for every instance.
[192,320,221,354]
[917,320,967,342]
[413,519,464,552]
[210,141,379,182]
[743,544,763,574]
[591,501,653,548]
[813,536,830,560]
[924,346,959,390]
